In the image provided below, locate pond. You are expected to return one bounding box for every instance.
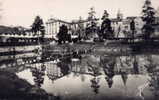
[0,45,159,100]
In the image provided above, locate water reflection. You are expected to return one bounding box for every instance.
[1,45,159,99]
[90,77,100,94]
[100,56,116,88]
[31,63,46,87]
[146,55,159,98]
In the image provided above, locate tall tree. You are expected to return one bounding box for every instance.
[85,7,98,39]
[130,19,135,43]
[142,0,156,39]
[101,10,113,39]
[31,16,45,37]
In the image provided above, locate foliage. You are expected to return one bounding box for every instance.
[57,24,71,44]
[142,0,156,39]
[101,10,114,39]
[85,7,99,39]
[0,26,26,35]
[31,16,45,37]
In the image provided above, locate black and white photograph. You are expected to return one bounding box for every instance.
[0,0,159,100]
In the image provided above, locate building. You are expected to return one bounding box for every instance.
[45,18,71,39]
[111,16,145,38]
[45,14,159,40]
[45,17,99,40]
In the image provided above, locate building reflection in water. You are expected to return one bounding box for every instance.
[71,57,88,82]
[71,54,102,94]
[46,61,63,83]
[45,56,72,83]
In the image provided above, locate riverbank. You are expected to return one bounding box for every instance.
[45,41,132,56]
[45,40,159,56]
[0,70,56,100]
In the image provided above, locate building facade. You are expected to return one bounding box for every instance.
[45,18,71,39]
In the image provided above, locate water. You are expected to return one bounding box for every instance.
[0,45,159,100]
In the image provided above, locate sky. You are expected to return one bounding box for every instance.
[0,0,159,28]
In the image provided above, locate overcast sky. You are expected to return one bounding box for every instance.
[0,0,159,28]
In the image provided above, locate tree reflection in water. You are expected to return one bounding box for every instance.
[88,65,101,94]
[71,58,86,82]
[133,55,139,74]
[30,45,46,88]
[90,77,100,94]
[57,57,71,76]
[100,56,116,88]
[31,63,46,88]
[146,55,159,98]
[118,56,131,87]
[87,55,101,94]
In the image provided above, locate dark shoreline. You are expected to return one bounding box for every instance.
[0,70,55,100]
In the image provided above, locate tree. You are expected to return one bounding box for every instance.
[76,16,85,41]
[142,0,156,39]
[31,16,45,37]
[57,24,71,44]
[85,7,98,39]
[101,10,113,39]
[130,19,136,42]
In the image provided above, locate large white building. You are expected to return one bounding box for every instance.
[45,17,95,39]
[45,18,71,39]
